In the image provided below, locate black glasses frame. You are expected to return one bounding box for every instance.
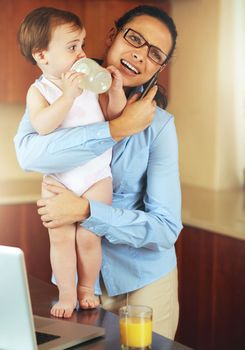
[122,28,168,66]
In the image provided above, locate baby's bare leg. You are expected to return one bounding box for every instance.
[76,225,101,309]
[42,179,77,318]
[76,177,112,309]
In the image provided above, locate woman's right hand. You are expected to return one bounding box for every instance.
[109,85,158,141]
[37,177,90,228]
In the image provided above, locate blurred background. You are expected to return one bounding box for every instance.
[170,0,245,190]
[0,1,244,350]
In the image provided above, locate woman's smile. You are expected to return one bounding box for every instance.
[120,58,141,75]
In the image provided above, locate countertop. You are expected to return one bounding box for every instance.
[29,276,193,350]
[0,179,244,241]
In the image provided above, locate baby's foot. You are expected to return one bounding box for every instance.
[77,285,100,309]
[50,291,77,318]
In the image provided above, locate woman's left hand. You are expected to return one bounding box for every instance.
[37,178,90,229]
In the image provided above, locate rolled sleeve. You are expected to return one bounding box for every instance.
[14,110,116,173]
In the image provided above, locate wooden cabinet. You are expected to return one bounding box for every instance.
[0,203,51,282]
[0,0,170,103]
[175,226,245,350]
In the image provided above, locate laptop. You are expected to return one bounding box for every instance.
[0,245,105,349]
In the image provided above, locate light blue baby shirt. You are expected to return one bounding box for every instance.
[14,107,183,296]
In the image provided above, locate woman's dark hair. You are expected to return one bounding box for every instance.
[115,5,178,109]
[17,7,83,65]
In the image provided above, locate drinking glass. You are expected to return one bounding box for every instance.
[119,305,153,350]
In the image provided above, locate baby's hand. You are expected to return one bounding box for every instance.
[105,65,127,119]
[61,71,84,100]
[106,65,124,92]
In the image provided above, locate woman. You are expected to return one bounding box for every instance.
[14,5,182,339]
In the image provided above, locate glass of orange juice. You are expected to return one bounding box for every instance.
[119,305,152,350]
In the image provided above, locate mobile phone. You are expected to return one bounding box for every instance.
[139,71,159,100]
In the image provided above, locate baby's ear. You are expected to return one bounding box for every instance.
[32,49,48,65]
[105,27,117,47]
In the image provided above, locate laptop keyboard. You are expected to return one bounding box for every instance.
[35,331,61,345]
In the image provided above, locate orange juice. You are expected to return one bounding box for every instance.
[120,316,152,348]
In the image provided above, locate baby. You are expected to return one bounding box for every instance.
[17,7,126,318]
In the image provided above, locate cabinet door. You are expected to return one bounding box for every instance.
[175,226,245,350]
[0,204,51,282]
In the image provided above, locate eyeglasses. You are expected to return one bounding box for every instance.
[122,28,168,66]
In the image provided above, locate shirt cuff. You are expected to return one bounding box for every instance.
[81,200,112,236]
[86,121,112,141]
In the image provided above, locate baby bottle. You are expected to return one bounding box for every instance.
[71,58,112,94]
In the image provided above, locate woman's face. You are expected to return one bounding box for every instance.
[105,15,173,87]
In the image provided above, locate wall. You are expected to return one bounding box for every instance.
[215,0,245,189]
[169,0,245,190]
[0,103,42,182]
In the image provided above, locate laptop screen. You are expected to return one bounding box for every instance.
[0,245,38,349]
[0,245,105,350]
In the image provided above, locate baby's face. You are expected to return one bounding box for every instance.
[42,23,86,78]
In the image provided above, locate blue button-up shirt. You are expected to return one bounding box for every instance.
[14,106,182,296]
